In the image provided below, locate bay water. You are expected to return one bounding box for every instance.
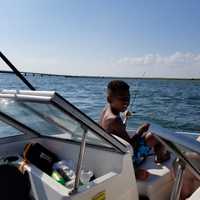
[0,73,200,134]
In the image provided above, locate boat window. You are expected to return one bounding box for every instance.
[180,135,200,164]
[169,138,200,178]
[172,132,200,154]
[0,121,23,138]
[0,99,112,148]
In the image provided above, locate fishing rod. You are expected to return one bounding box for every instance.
[123,72,146,125]
[0,51,35,90]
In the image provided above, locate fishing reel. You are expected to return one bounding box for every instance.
[123,109,135,125]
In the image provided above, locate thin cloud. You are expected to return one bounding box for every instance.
[117,52,200,67]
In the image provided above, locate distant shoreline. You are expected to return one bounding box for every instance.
[0,70,200,80]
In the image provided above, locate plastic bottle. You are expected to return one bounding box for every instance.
[51,170,65,185]
[53,160,75,182]
[80,169,93,185]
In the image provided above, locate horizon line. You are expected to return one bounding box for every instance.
[0,70,200,80]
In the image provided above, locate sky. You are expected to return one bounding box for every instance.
[0,0,200,78]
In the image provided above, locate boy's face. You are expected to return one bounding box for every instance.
[108,90,130,113]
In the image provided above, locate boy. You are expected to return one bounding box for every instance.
[99,80,170,180]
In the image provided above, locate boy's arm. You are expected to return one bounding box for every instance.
[135,123,150,136]
[130,123,150,144]
[105,117,133,145]
[104,119,150,147]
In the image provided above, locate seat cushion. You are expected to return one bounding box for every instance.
[137,155,174,199]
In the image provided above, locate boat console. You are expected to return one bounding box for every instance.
[0,136,137,200]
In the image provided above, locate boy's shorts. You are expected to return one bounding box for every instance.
[132,137,152,168]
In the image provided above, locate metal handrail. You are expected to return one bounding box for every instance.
[170,159,185,200]
[72,126,87,193]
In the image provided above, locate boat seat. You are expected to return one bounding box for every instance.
[137,155,174,200]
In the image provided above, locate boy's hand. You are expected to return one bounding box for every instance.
[136,123,150,136]
[123,110,134,125]
[124,110,133,118]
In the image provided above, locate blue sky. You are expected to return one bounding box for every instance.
[1,0,200,78]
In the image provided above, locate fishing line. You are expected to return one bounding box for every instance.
[123,72,146,125]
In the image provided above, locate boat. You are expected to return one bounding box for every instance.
[0,52,200,200]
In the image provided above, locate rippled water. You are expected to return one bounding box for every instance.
[0,73,200,133]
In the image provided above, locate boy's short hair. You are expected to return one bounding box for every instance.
[107,80,130,96]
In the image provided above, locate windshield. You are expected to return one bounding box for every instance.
[0,91,127,152]
[0,120,23,138]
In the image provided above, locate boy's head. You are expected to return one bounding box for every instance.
[107,80,130,112]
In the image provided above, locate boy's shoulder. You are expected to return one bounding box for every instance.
[100,106,123,130]
[102,105,119,120]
